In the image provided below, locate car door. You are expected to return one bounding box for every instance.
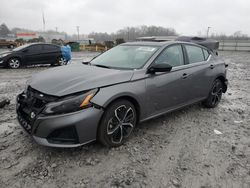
[24,44,44,65]
[146,44,193,117]
[183,44,214,101]
[42,44,60,64]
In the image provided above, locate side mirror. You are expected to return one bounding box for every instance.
[82,55,99,65]
[82,61,90,65]
[147,63,172,74]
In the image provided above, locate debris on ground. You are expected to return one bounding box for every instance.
[0,98,10,108]
[0,51,250,187]
[214,129,223,135]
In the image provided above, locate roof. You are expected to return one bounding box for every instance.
[121,41,176,47]
[124,36,219,51]
[176,36,219,50]
[136,36,178,41]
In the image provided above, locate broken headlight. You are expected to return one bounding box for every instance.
[42,89,98,115]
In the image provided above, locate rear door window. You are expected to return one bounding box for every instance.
[185,45,205,64]
[202,49,210,60]
[43,44,59,52]
[28,45,42,53]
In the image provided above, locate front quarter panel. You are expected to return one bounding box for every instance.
[91,79,148,121]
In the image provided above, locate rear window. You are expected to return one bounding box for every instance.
[202,49,210,60]
[185,45,205,64]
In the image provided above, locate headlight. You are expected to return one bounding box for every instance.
[42,89,98,115]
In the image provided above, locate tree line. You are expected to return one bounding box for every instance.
[88,25,178,42]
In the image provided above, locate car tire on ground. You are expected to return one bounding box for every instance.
[203,79,223,108]
[57,56,67,66]
[8,58,21,69]
[8,45,14,49]
[98,99,137,147]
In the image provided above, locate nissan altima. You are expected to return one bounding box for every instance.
[16,41,228,147]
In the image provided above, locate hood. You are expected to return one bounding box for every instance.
[29,64,134,96]
[0,51,11,57]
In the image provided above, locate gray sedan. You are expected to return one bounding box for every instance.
[16,41,228,147]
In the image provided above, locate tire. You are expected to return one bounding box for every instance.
[98,100,137,147]
[57,56,67,66]
[203,79,223,108]
[8,58,21,69]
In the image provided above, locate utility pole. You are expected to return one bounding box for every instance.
[127,27,130,41]
[42,11,45,32]
[55,27,58,32]
[76,26,80,41]
[206,27,211,38]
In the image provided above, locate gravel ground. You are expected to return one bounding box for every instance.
[0,51,249,188]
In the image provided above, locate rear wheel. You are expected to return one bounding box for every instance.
[98,100,137,147]
[203,79,223,108]
[8,58,21,69]
[57,56,67,66]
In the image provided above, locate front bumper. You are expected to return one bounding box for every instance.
[17,97,104,147]
[0,57,7,66]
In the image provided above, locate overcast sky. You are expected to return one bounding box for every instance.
[0,0,249,36]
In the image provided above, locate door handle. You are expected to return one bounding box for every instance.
[182,73,189,79]
[210,64,214,69]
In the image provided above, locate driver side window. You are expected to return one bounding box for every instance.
[154,45,184,67]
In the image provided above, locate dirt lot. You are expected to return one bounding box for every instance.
[0,51,249,188]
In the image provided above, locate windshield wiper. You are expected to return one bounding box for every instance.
[93,64,111,69]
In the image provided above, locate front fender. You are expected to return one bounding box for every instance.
[91,80,148,120]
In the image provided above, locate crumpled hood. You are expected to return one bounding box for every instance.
[30,64,134,96]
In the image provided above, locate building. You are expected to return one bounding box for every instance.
[16,32,38,40]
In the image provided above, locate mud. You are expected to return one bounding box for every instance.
[0,51,249,188]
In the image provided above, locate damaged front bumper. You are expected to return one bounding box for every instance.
[16,93,104,148]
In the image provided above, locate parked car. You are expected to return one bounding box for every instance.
[0,39,17,49]
[16,41,228,148]
[0,43,70,69]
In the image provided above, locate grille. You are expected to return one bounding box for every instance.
[17,86,58,134]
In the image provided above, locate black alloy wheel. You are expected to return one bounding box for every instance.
[203,79,223,108]
[98,100,137,147]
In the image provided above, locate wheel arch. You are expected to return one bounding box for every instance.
[6,56,22,68]
[7,56,22,63]
[95,95,141,144]
[105,95,140,123]
[96,94,141,131]
[215,75,227,93]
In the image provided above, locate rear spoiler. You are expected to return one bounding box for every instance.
[176,36,219,51]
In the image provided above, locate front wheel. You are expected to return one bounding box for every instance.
[8,58,21,69]
[203,79,223,108]
[98,100,137,147]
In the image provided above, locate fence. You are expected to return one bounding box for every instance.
[80,44,108,52]
[218,39,250,51]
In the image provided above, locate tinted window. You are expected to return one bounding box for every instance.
[44,44,59,51]
[155,45,184,67]
[185,45,204,63]
[28,45,42,53]
[203,49,210,60]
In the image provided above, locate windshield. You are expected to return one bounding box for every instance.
[13,44,31,51]
[91,45,159,69]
